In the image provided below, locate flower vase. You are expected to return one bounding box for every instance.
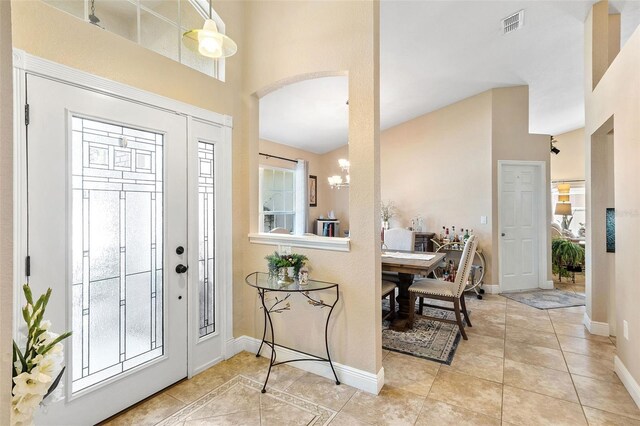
[278,267,295,284]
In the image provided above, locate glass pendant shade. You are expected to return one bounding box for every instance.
[558,194,570,202]
[557,183,570,193]
[183,19,237,59]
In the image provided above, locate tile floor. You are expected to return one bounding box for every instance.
[104,291,640,425]
[554,271,586,295]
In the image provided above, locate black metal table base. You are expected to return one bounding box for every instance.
[255,288,340,393]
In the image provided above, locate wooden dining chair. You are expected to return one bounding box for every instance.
[381,280,397,321]
[408,235,478,339]
[382,228,415,284]
[383,228,415,251]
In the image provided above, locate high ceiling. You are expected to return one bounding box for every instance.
[259,77,349,154]
[260,1,640,153]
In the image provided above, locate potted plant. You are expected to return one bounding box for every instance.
[12,284,71,426]
[380,200,395,230]
[551,238,585,282]
[265,251,308,283]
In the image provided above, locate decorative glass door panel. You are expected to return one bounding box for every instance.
[25,72,187,425]
[71,117,165,393]
[23,72,229,425]
[198,142,215,337]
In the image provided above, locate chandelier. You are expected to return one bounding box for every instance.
[328,159,350,189]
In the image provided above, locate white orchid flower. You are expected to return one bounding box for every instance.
[14,393,41,414]
[35,354,62,379]
[11,398,35,425]
[13,372,49,397]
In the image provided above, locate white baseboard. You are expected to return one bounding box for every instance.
[193,355,224,376]
[614,356,640,409]
[541,280,554,290]
[583,312,610,336]
[483,284,500,294]
[227,336,246,358]
[230,335,382,394]
[489,279,554,294]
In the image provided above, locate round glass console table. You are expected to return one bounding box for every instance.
[245,272,341,393]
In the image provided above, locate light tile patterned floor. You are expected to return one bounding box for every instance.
[103,289,640,425]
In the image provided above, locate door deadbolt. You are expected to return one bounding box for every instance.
[176,246,184,255]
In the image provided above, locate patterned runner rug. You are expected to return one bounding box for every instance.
[157,375,336,425]
[502,289,585,309]
[382,306,465,365]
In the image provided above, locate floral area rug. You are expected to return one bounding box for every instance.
[157,375,336,425]
[382,305,465,365]
[502,289,585,309]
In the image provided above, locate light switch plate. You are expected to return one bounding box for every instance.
[480,216,487,225]
[623,320,629,340]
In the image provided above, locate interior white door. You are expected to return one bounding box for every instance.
[25,74,188,425]
[500,164,540,291]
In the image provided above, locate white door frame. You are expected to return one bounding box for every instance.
[12,49,234,383]
[497,160,550,292]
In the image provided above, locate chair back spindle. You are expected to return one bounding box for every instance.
[453,235,479,297]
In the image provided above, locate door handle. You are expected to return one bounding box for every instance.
[175,264,188,274]
[501,233,506,237]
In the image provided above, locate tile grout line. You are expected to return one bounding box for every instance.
[501,302,507,424]
[549,308,589,424]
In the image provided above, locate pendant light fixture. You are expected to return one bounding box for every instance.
[88,0,102,28]
[328,159,350,189]
[182,1,237,59]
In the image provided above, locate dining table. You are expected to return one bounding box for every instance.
[381,250,446,331]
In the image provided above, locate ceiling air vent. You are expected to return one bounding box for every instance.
[502,10,524,34]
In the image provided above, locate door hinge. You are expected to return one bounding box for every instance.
[25,256,31,277]
[25,104,30,126]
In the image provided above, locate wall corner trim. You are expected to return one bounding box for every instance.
[483,284,501,294]
[229,335,381,394]
[248,233,350,252]
[541,280,555,290]
[375,366,385,394]
[583,312,610,336]
[614,356,640,409]
[12,49,24,69]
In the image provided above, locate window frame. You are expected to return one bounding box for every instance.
[259,165,297,234]
[42,0,227,81]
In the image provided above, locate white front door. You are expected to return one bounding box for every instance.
[499,163,540,291]
[25,74,189,425]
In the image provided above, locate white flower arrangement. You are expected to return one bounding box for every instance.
[12,285,71,426]
[380,200,395,222]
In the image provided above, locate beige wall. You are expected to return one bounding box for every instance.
[381,86,551,286]
[259,139,322,233]
[319,145,350,234]
[11,1,245,117]
[585,0,640,387]
[8,0,382,391]
[381,91,493,280]
[242,0,380,375]
[0,1,13,422]
[551,128,586,182]
[258,140,350,234]
[490,86,552,286]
